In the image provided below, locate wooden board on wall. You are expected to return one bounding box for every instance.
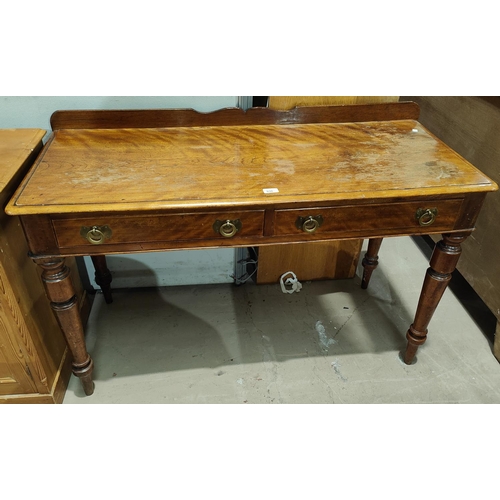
[257,240,363,284]
[268,96,399,110]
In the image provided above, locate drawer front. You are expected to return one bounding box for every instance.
[53,211,264,248]
[275,200,464,237]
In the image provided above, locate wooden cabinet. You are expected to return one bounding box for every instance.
[0,129,90,403]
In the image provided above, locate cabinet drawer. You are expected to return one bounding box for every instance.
[53,211,265,248]
[275,200,464,237]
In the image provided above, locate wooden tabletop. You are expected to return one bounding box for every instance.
[5,119,497,216]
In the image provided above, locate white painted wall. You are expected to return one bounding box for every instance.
[0,96,240,289]
[0,96,238,132]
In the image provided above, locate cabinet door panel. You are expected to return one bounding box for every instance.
[0,316,38,396]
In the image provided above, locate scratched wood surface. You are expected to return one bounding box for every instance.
[6,117,497,216]
[258,96,401,285]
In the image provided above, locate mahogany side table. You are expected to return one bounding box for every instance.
[5,103,497,396]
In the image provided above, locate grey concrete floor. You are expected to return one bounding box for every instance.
[63,236,500,403]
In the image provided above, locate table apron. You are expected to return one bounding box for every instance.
[19,194,486,258]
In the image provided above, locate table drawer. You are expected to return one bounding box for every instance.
[53,211,265,248]
[275,199,464,237]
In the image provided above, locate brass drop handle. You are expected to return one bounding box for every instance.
[213,219,242,238]
[80,225,112,245]
[295,215,324,234]
[416,208,438,227]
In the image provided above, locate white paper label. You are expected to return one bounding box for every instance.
[263,188,279,194]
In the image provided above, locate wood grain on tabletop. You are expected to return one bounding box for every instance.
[258,97,402,284]
[6,119,497,216]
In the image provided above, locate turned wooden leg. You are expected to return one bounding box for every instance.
[36,257,94,395]
[91,255,113,304]
[361,238,384,289]
[404,232,470,364]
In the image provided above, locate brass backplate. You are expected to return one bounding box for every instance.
[295,215,324,231]
[80,225,113,244]
[213,219,242,237]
